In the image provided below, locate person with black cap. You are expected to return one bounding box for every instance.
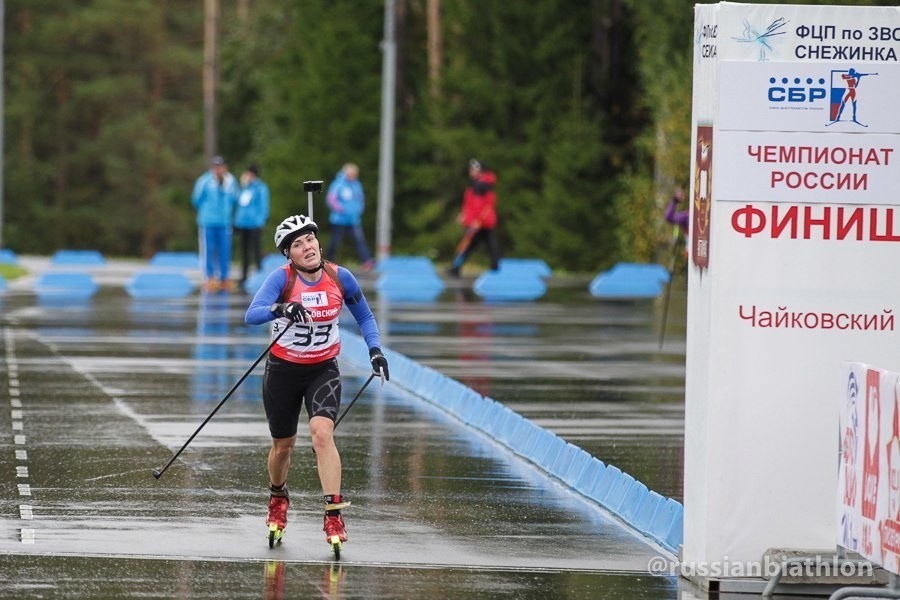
[244,213,389,555]
[192,155,240,292]
[234,164,271,287]
[448,158,500,277]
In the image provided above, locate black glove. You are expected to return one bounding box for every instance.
[279,302,311,324]
[370,347,390,381]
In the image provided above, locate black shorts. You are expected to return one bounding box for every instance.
[262,355,342,439]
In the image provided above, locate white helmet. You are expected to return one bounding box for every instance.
[274,215,318,255]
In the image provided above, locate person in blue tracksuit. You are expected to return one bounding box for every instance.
[324,163,374,271]
[192,155,240,292]
[234,164,271,286]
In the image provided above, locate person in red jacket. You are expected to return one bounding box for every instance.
[448,158,500,277]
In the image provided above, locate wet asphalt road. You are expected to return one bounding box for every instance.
[0,257,688,599]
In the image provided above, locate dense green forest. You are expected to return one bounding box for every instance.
[2,0,892,272]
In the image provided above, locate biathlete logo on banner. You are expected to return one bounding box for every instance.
[828,67,879,128]
[762,66,881,129]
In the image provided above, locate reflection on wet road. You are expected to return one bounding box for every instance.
[0,267,687,599]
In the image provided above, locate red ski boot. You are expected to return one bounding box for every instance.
[266,486,290,548]
[323,513,348,559]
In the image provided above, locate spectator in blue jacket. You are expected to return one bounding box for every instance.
[324,163,374,271]
[234,164,271,286]
[192,156,240,292]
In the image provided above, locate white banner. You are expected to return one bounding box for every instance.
[715,130,900,205]
[684,2,900,572]
[719,61,898,134]
[716,5,900,63]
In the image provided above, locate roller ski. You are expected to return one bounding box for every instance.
[323,500,351,559]
[266,485,290,549]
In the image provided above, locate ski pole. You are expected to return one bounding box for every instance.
[451,227,479,269]
[334,372,378,429]
[311,372,378,457]
[152,324,292,480]
[658,226,681,352]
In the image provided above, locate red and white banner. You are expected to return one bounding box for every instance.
[716,130,900,205]
[839,363,900,575]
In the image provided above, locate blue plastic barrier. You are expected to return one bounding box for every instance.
[589,262,669,299]
[619,481,650,522]
[497,258,552,278]
[477,401,505,434]
[457,391,482,424]
[0,249,18,265]
[604,472,636,512]
[35,272,99,300]
[498,413,525,446]
[538,434,567,470]
[261,253,286,273]
[126,271,195,299]
[551,443,580,477]
[488,405,515,437]
[473,270,547,302]
[663,505,684,552]
[149,251,200,269]
[375,269,445,303]
[242,271,267,296]
[589,464,622,505]
[515,422,545,460]
[575,458,607,494]
[648,498,682,543]
[375,255,438,274]
[563,449,592,487]
[51,250,106,266]
[634,491,665,534]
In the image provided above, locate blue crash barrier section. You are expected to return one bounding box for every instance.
[473,269,547,302]
[375,255,437,274]
[34,272,99,300]
[126,270,195,299]
[589,262,670,299]
[340,331,684,554]
[51,249,106,266]
[0,275,6,294]
[242,254,287,296]
[497,258,552,279]
[145,252,201,297]
[375,256,444,302]
[243,271,267,296]
[473,257,551,301]
[149,251,200,269]
[0,249,18,265]
[261,253,286,273]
